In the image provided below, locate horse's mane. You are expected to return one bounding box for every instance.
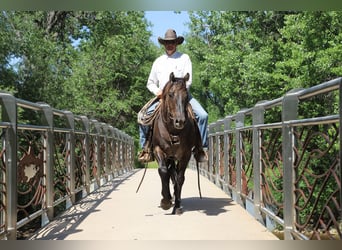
[161,80,173,100]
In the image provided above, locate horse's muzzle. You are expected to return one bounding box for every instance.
[174,119,185,129]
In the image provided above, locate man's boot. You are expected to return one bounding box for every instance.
[138,129,154,163]
[138,146,153,163]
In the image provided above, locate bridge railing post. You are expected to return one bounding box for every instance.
[223,115,233,195]
[208,121,220,182]
[116,130,122,174]
[113,128,120,175]
[235,110,246,207]
[101,123,110,181]
[107,125,115,178]
[208,123,215,180]
[0,92,17,240]
[129,134,134,171]
[39,103,54,225]
[122,133,128,173]
[282,90,300,240]
[118,131,123,173]
[64,111,76,207]
[91,120,101,187]
[122,132,129,173]
[215,119,224,187]
[111,127,118,176]
[127,134,133,171]
[126,133,133,172]
[118,129,123,174]
[80,116,91,196]
[252,101,267,224]
[125,133,130,171]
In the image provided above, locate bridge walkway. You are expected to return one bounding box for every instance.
[29,168,278,240]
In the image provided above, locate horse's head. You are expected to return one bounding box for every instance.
[162,72,190,130]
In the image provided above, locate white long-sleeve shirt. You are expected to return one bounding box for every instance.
[146,51,192,96]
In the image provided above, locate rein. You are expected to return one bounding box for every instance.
[137,96,161,126]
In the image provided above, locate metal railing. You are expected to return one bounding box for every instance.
[190,77,342,240]
[0,92,134,240]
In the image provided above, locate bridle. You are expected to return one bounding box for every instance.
[162,80,188,125]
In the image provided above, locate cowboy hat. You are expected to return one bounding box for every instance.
[158,29,184,45]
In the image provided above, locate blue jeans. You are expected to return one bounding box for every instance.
[139,96,208,148]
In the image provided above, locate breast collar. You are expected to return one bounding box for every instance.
[169,134,180,145]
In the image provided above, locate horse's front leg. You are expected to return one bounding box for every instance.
[154,147,173,210]
[159,164,173,210]
[172,165,186,215]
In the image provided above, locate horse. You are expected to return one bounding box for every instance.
[152,72,202,215]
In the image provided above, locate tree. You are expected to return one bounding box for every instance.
[185,11,342,122]
[0,11,21,94]
[0,11,157,144]
[0,11,80,106]
[62,11,157,140]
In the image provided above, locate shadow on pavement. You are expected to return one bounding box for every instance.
[181,196,234,216]
[28,170,139,240]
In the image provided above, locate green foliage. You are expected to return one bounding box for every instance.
[0,11,158,146]
[62,11,158,143]
[185,11,342,122]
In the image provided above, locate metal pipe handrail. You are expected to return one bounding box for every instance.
[191,77,342,241]
[298,77,342,100]
[0,92,135,240]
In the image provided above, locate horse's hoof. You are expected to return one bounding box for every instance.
[160,198,173,210]
[172,207,183,215]
[175,207,183,215]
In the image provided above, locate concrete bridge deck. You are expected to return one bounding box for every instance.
[29,168,278,240]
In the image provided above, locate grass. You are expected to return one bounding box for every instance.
[135,160,158,169]
[147,161,158,168]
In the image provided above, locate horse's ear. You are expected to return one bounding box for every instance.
[184,73,190,82]
[169,72,175,82]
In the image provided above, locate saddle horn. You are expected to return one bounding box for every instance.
[169,72,175,82]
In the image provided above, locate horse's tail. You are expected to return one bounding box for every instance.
[196,161,202,199]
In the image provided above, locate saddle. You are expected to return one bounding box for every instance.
[138,97,196,126]
[137,97,160,126]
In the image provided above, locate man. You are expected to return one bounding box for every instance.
[138,29,208,162]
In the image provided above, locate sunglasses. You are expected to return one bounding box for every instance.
[164,40,177,45]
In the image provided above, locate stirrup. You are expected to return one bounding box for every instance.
[138,150,154,163]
